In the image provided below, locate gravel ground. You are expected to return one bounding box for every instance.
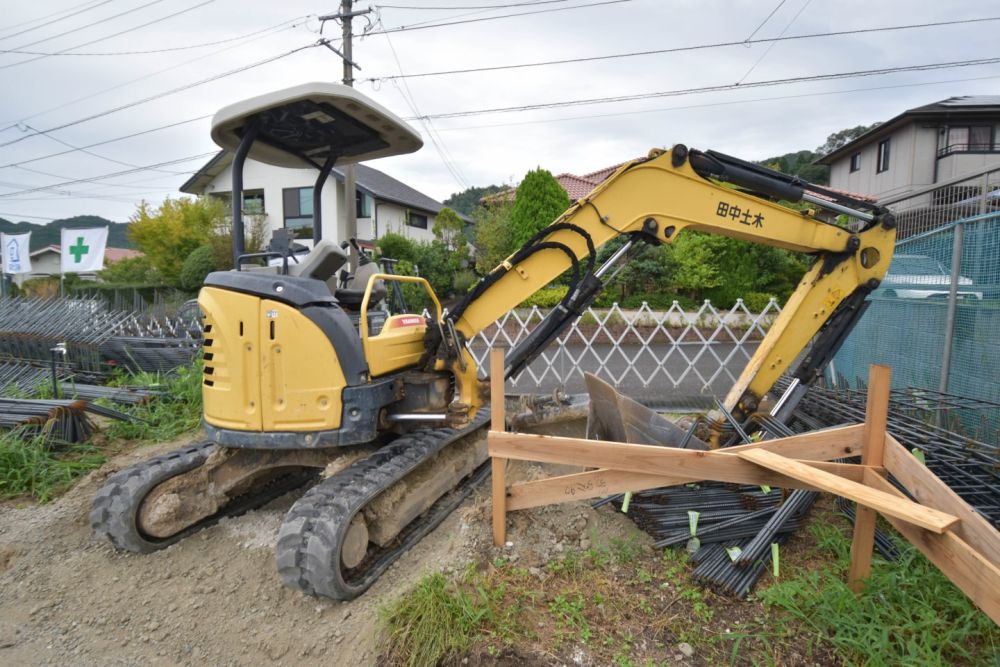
[0,431,644,666]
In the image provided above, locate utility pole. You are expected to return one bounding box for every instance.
[319,1,369,272]
[341,0,358,272]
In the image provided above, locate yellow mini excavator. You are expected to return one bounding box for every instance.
[90,82,896,600]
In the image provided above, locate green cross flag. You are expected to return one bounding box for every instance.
[60,227,108,273]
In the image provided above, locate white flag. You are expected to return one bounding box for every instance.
[61,227,108,273]
[1,232,32,274]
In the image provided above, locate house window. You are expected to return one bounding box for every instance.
[242,190,265,215]
[283,187,314,239]
[407,212,428,229]
[849,153,861,172]
[943,125,993,154]
[876,139,890,173]
[356,191,372,218]
[210,190,265,215]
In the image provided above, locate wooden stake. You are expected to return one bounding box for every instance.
[848,364,892,592]
[489,347,507,547]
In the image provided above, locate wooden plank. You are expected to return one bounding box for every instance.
[738,448,959,534]
[849,364,892,592]
[490,347,505,432]
[505,461,874,512]
[866,470,1000,626]
[489,348,507,547]
[489,430,867,493]
[861,365,891,465]
[884,435,1000,569]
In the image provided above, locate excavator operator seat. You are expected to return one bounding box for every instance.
[287,239,348,284]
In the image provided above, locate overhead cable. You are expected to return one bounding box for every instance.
[365,16,1000,82]
[0,13,305,56]
[0,19,305,129]
[366,0,632,34]
[403,56,1000,120]
[0,41,322,149]
[0,116,210,169]
[1,0,215,71]
[0,0,118,43]
[0,152,218,198]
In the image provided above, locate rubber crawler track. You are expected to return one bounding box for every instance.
[90,441,316,553]
[276,408,491,600]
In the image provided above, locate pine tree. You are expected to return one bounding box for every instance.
[509,168,570,249]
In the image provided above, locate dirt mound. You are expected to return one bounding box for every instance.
[0,437,640,666]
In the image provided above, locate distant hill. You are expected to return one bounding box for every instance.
[0,215,132,250]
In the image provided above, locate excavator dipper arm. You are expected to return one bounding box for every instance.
[440,145,897,423]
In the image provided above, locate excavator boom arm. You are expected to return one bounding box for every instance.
[446,145,896,420]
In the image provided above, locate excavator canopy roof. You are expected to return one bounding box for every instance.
[210,82,423,169]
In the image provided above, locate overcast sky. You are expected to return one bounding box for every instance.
[0,0,997,224]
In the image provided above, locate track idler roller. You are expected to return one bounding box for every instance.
[90,443,217,553]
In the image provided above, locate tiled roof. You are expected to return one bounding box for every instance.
[481,162,637,205]
[31,245,141,262]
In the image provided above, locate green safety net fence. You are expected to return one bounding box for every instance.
[832,212,1000,443]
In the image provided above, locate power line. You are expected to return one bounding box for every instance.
[0,41,322,149]
[23,125,188,175]
[430,72,1000,133]
[1,0,215,71]
[6,0,167,52]
[376,0,571,9]
[404,56,1000,120]
[0,116,210,170]
[375,11,470,189]
[0,152,217,198]
[0,0,118,42]
[0,18,305,129]
[736,0,812,84]
[0,212,58,221]
[744,0,788,42]
[0,13,301,56]
[364,16,1000,82]
[366,0,632,34]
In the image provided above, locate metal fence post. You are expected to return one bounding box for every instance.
[938,222,964,394]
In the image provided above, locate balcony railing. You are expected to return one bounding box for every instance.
[936,143,1000,158]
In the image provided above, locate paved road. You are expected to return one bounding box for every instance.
[470,341,761,409]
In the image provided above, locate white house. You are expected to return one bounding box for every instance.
[4,245,140,287]
[180,151,467,249]
[818,96,1000,202]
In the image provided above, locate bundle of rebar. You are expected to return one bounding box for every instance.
[58,382,159,406]
[0,360,64,396]
[0,397,131,443]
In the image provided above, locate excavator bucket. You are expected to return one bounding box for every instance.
[584,372,707,450]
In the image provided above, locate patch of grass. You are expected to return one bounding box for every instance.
[378,567,529,667]
[103,362,203,442]
[757,516,1000,665]
[0,428,104,502]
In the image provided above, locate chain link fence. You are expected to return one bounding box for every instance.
[467,299,782,410]
[833,210,1000,444]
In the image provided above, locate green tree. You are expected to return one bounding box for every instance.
[815,123,881,157]
[376,232,417,263]
[472,199,515,274]
[431,207,466,252]
[179,245,219,292]
[98,255,161,285]
[509,168,570,249]
[442,185,505,216]
[128,197,224,287]
[760,150,829,184]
